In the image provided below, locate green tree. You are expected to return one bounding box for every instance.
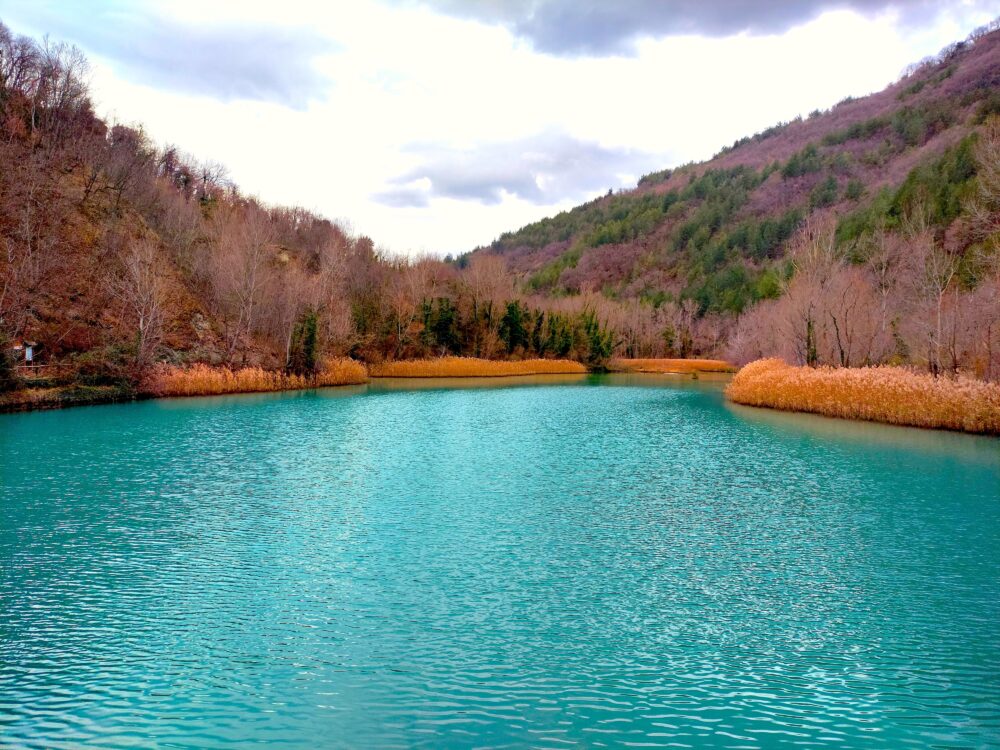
[499,301,528,354]
[844,179,865,201]
[422,297,461,354]
[287,308,319,375]
[530,310,547,356]
[581,311,614,368]
[546,314,574,357]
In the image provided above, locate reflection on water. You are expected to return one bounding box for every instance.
[728,400,1000,467]
[366,372,591,392]
[143,372,726,408]
[367,371,730,393]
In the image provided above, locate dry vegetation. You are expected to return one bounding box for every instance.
[3,21,1000,417]
[143,358,367,398]
[726,358,1000,434]
[368,357,588,378]
[314,357,370,387]
[612,358,736,374]
[0,384,133,412]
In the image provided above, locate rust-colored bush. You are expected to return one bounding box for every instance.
[368,357,588,378]
[726,358,1000,434]
[143,359,367,397]
[315,357,369,387]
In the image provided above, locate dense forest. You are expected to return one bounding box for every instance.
[1,18,999,395]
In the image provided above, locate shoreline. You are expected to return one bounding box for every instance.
[370,372,586,379]
[1,357,726,413]
[19,358,998,439]
[367,357,588,378]
[0,385,143,413]
[3,358,998,439]
[608,358,736,375]
[725,359,1000,436]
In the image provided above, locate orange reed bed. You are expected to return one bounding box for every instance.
[725,358,1000,434]
[143,358,368,398]
[368,357,588,378]
[611,358,736,374]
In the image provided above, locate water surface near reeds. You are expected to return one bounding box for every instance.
[2,375,998,748]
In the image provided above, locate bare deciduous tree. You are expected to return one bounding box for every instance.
[111,237,167,370]
[207,205,278,364]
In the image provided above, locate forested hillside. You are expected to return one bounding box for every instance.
[0,20,628,393]
[473,21,1000,376]
[1,18,998,396]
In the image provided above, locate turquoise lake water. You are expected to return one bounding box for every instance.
[1,375,999,748]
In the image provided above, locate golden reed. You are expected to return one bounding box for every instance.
[368,357,588,378]
[612,358,735,374]
[144,358,368,397]
[726,358,1000,434]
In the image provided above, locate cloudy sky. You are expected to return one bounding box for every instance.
[4,1,998,255]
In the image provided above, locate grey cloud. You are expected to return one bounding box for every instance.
[396,0,946,55]
[4,2,336,107]
[374,186,431,208]
[374,133,665,207]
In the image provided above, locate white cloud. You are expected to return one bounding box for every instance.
[3,0,997,254]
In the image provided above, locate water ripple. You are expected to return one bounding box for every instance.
[1,377,998,748]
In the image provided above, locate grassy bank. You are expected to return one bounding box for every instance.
[369,357,588,378]
[2,357,590,411]
[0,384,137,413]
[726,358,1000,434]
[0,359,370,412]
[611,358,736,374]
[143,358,369,397]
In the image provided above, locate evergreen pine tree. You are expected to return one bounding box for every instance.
[287,309,319,375]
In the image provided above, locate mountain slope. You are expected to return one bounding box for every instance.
[474,24,1000,316]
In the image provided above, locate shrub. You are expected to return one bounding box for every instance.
[726,359,1000,434]
[637,168,673,187]
[143,360,367,397]
[315,358,368,387]
[782,144,822,179]
[844,179,865,201]
[810,175,839,208]
[0,332,19,392]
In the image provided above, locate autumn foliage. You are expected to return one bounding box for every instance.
[3,19,1000,422]
[726,358,1000,434]
[368,357,587,378]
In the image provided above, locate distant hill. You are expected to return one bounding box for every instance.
[471,23,1000,317]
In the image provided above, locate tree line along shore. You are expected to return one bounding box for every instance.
[0,22,998,433]
[0,357,708,410]
[4,356,998,437]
